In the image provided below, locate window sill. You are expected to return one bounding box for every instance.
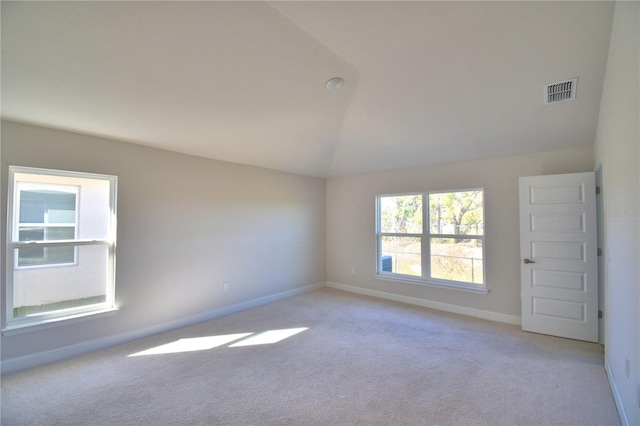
[2,307,119,336]
[374,274,489,295]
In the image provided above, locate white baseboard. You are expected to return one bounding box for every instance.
[1,282,324,374]
[605,357,630,426]
[326,281,522,326]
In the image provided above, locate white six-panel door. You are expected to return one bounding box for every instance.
[519,172,598,342]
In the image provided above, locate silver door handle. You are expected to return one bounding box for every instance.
[523,258,535,264]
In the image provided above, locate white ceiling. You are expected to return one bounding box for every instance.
[1,1,614,177]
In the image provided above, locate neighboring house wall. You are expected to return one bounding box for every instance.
[594,2,640,424]
[1,120,326,366]
[14,254,106,307]
[326,146,594,321]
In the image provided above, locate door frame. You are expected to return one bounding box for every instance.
[595,163,605,345]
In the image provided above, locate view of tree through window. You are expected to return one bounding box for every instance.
[377,190,484,286]
[429,191,483,283]
[379,195,422,276]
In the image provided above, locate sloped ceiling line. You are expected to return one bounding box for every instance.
[1,1,614,177]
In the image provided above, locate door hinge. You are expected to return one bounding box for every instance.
[598,248,603,256]
[596,186,601,195]
[598,310,603,319]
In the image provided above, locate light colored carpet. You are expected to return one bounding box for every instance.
[1,288,620,425]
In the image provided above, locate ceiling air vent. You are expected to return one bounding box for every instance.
[545,78,577,104]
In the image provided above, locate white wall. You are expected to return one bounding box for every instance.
[594,2,640,424]
[326,147,594,321]
[1,120,326,367]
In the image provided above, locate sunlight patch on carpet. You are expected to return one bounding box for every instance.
[128,333,253,357]
[229,328,308,347]
[127,328,309,356]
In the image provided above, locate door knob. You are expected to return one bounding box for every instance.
[523,258,535,264]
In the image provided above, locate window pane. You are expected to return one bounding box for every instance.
[46,227,75,240]
[13,244,108,317]
[20,190,76,224]
[380,236,421,276]
[429,191,483,235]
[17,247,45,265]
[19,198,45,223]
[45,246,75,264]
[19,226,75,242]
[430,238,483,284]
[17,227,76,266]
[45,192,77,223]
[19,228,44,241]
[17,246,75,267]
[380,195,422,233]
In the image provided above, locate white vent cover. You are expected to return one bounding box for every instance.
[545,78,577,104]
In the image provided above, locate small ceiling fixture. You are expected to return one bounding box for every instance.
[326,77,344,90]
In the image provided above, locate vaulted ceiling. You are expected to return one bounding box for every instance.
[1,1,614,177]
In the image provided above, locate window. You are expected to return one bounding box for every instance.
[376,189,485,292]
[5,166,118,330]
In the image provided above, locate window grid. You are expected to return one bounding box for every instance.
[376,190,485,288]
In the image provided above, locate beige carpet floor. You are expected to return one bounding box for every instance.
[1,288,620,425]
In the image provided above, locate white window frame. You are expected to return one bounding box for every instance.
[3,166,119,333]
[375,189,487,294]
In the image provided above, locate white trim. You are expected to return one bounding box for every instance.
[8,165,118,182]
[605,357,630,426]
[2,307,119,336]
[374,274,489,294]
[0,282,324,374]
[10,238,109,248]
[326,281,520,325]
